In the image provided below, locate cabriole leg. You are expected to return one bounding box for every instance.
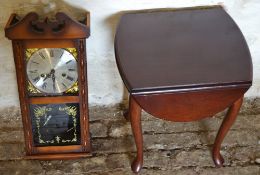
[129,95,143,173]
[213,97,243,166]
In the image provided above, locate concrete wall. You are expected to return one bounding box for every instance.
[0,0,259,109]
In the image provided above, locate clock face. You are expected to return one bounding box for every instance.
[30,103,81,146]
[26,48,78,94]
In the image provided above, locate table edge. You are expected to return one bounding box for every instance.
[130,82,252,95]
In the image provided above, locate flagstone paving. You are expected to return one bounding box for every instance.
[0,99,259,175]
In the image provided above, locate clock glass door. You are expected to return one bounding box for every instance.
[30,103,81,146]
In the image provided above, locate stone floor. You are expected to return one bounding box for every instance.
[0,99,259,175]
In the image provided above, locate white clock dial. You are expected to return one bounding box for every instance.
[26,48,78,94]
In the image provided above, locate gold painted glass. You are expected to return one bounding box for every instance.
[30,103,81,146]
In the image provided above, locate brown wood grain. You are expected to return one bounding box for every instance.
[78,39,91,152]
[29,96,79,104]
[134,87,248,122]
[35,145,83,154]
[212,97,243,166]
[129,96,143,173]
[25,153,91,160]
[12,41,34,155]
[115,6,252,94]
[24,40,75,48]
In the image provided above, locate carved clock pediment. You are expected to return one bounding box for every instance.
[5,12,90,40]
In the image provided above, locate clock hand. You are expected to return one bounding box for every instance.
[43,69,55,82]
[43,115,52,126]
[43,69,53,81]
[43,73,51,81]
[51,70,56,92]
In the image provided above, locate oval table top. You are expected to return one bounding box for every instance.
[114,6,252,95]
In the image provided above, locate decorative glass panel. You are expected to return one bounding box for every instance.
[30,103,81,146]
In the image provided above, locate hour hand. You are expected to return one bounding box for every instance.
[43,73,51,81]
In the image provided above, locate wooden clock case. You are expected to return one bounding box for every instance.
[5,12,91,159]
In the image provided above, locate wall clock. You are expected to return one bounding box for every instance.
[5,12,91,159]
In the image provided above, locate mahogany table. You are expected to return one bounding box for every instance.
[114,6,252,173]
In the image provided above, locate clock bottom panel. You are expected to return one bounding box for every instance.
[30,103,81,147]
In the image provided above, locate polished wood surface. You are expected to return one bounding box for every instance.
[29,96,79,104]
[213,97,243,166]
[34,145,83,154]
[24,40,76,48]
[115,6,252,173]
[134,87,248,122]
[115,6,252,94]
[129,96,143,173]
[12,41,33,155]
[5,12,91,159]
[25,153,91,160]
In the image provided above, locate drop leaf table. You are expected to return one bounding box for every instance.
[114,6,252,173]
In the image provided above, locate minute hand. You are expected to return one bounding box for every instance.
[51,72,56,92]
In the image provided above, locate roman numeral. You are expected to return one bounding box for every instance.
[50,50,54,57]
[32,61,39,64]
[66,60,72,64]
[29,70,37,73]
[68,68,75,71]
[59,51,64,58]
[42,82,47,89]
[38,52,45,59]
[33,76,40,82]
[66,76,74,81]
